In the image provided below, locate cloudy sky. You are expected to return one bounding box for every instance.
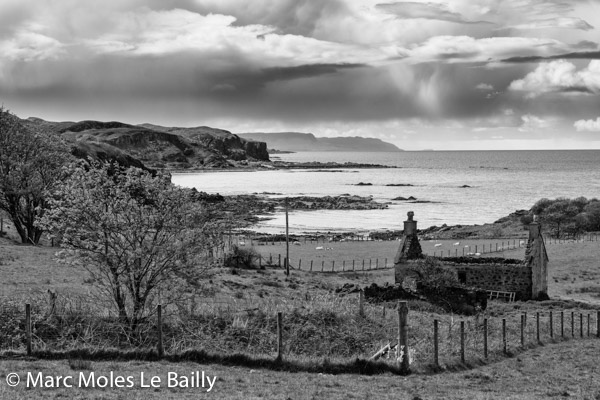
[1,0,600,150]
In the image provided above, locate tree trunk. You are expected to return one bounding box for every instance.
[8,211,29,244]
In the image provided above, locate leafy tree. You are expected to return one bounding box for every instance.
[540,200,580,238]
[531,198,554,216]
[39,160,225,333]
[0,108,70,244]
[583,201,600,231]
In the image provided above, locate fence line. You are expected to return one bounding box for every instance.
[228,233,600,247]
[248,255,394,272]
[3,297,599,374]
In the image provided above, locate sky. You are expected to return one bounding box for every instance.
[1,0,600,150]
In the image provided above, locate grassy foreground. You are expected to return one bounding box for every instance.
[2,218,600,398]
[1,337,600,399]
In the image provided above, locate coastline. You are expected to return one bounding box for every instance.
[167,160,396,174]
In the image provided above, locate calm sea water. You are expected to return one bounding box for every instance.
[171,151,600,234]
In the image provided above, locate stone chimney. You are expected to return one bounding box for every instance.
[403,211,417,235]
[529,214,541,238]
[394,211,424,284]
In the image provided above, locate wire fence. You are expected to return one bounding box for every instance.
[1,292,599,373]
[228,233,600,247]
[247,254,395,272]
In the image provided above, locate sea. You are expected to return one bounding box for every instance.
[171,150,600,234]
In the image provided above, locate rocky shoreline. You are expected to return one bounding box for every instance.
[234,208,532,241]
[169,159,396,173]
[224,194,391,226]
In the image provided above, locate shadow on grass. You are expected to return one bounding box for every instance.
[0,348,408,376]
[416,336,600,375]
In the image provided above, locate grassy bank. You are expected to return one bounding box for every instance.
[2,337,600,399]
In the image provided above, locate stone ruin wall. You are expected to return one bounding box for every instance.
[394,211,548,301]
[394,261,532,300]
[451,264,532,301]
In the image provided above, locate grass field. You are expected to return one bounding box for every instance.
[2,337,600,399]
[2,218,600,399]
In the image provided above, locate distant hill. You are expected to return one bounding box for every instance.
[237,132,403,152]
[22,118,269,170]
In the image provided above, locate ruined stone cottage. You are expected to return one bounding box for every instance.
[394,212,548,301]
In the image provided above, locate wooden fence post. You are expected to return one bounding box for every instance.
[343,260,345,271]
[502,318,507,354]
[353,260,355,271]
[332,260,335,271]
[398,301,410,373]
[157,304,164,358]
[359,290,365,317]
[580,313,583,338]
[460,320,465,363]
[433,319,439,367]
[597,311,600,338]
[277,312,283,361]
[572,311,575,338]
[299,259,302,270]
[321,261,324,272]
[310,260,313,271]
[483,318,488,359]
[587,314,590,336]
[26,303,32,356]
[278,254,281,268]
[561,311,564,338]
[520,314,525,347]
[536,312,540,343]
[550,312,553,339]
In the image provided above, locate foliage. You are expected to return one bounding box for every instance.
[0,107,70,244]
[530,197,600,238]
[224,245,262,269]
[410,257,459,289]
[38,160,225,333]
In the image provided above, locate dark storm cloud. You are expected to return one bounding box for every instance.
[375,2,493,25]
[502,51,600,63]
[573,41,600,50]
[0,1,31,36]
[260,63,366,83]
[205,63,368,97]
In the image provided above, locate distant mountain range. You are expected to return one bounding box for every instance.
[237,132,403,152]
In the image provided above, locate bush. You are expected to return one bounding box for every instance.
[224,245,262,269]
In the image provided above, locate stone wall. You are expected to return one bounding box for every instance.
[394,259,533,300]
[451,264,532,301]
[393,211,546,301]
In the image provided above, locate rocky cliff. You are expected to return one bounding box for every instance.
[24,118,269,170]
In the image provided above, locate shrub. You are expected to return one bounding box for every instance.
[224,245,262,269]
